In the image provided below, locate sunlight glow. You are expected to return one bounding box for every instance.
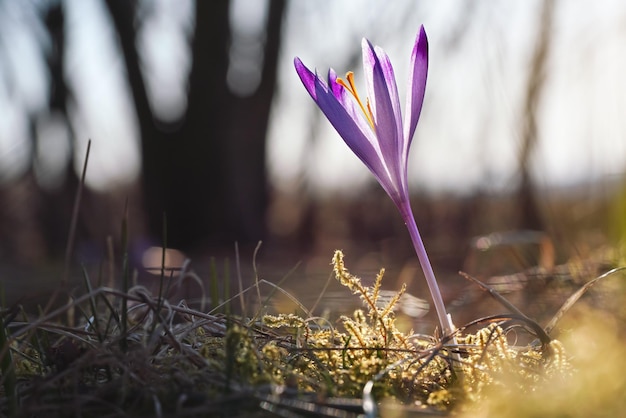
[0,1,625,195]
[138,0,194,123]
[267,0,626,195]
[64,0,141,191]
[227,0,269,97]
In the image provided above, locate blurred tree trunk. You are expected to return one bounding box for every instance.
[105,0,285,249]
[158,0,232,248]
[227,0,286,243]
[517,0,555,231]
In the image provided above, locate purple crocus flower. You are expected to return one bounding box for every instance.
[294,26,455,336]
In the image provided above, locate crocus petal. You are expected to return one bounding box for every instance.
[293,57,318,99]
[326,70,377,149]
[294,27,429,207]
[294,58,390,187]
[404,26,428,161]
[361,39,405,201]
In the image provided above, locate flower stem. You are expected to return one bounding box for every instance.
[397,200,454,336]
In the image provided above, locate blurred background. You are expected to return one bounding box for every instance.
[1,0,625,323]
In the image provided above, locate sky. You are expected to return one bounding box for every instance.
[0,0,625,196]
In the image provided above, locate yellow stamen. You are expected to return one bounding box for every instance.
[337,72,375,129]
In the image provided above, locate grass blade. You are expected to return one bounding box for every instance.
[544,266,626,335]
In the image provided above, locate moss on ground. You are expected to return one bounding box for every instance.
[1,250,624,417]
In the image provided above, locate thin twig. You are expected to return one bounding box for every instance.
[458,271,551,344]
[63,139,91,286]
[544,266,626,335]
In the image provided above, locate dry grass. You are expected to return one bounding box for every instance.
[2,246,622,417]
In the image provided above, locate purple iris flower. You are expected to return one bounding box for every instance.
[294,26,455,336]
